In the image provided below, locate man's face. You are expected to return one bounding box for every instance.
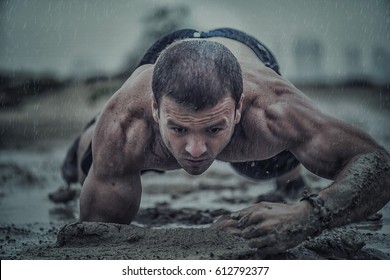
[152,95,243,175]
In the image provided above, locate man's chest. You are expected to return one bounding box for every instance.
[217,128,276,163]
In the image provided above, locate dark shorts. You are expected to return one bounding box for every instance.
[81,28,300,179]
[137,28,280,74]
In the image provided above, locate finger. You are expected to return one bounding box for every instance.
[237,213,251,228]
[212,218,238,230]
[230,209,251,220]
[238,211,265,228]
[241,224,268,239]
[230,204,261,220]
[212,219,242,237]
[213,214,231,224]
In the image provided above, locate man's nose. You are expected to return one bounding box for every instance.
[185,137,207,158]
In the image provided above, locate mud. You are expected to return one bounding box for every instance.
[0,84,389,260]
[2,222,388,260]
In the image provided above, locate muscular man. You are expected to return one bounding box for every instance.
[61,28,390,254]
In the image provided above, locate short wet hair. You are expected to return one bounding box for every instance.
[152,40,243,110]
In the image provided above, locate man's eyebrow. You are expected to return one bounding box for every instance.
[206,119,228,128]
[166,119,228,127]
[166,119,185,127]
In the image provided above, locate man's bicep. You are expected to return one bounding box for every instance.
[79,166,142,224]
[291,117,382,179]
[262,96,379,179]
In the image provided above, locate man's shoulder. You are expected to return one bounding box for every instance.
[243,68,308,109]
[97,66,154,135]
[92,67,155,173]
[122,64,154,91]
[234,75,319,156]
[92,109,154,174]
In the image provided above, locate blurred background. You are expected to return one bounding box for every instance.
[1,0,389,146]
[1,0,389,87]
[0,0,389,235]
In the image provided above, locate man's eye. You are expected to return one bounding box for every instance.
[207,128,222,134]
[172,127,187,134]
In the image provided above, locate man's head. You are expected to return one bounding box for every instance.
[152,39,243,110]
[151,39,244,175]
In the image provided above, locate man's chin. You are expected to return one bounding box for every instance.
[185,168,208,175]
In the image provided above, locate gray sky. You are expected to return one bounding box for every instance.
[1,0,389,83]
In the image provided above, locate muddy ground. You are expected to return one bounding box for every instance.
[0,82,389,259]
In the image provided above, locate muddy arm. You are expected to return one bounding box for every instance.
[218,92,390,254]
[312,150,390,230]
[289,107,390,230]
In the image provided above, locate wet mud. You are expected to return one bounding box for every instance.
[2,221,388,260]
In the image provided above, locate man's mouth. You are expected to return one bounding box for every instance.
[184,158,208,163]
[182,158,210,167]
[180,157,213,175]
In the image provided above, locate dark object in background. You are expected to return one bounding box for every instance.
[0,73,68,108]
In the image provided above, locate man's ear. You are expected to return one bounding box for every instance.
[151,96,159,123]
[234,94,244,124]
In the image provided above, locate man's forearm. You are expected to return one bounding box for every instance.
[317,150,390,229]
[79,172,142,224]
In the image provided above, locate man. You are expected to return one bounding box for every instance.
[61,28,390,254]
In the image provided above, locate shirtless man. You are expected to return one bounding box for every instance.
[61,28,390,254]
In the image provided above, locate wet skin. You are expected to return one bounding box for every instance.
[152,96,243,175]
[77,37,390,255]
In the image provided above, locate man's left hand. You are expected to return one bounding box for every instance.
[214,201,317,255]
